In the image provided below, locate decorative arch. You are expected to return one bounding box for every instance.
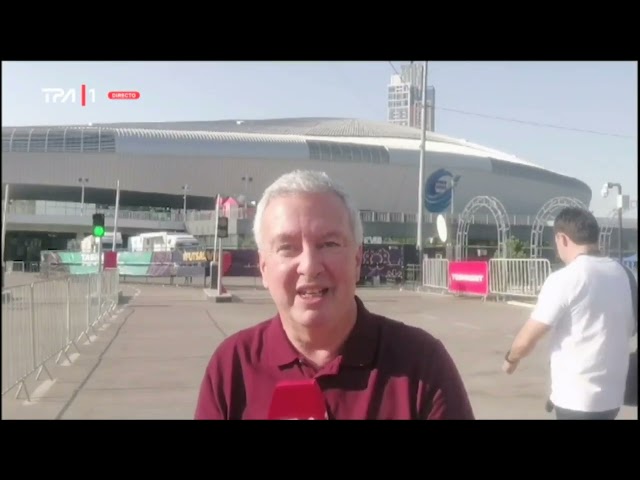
[455,196,511,260]
[529,196,588,258]
[598,208,619,256]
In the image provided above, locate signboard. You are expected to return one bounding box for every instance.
[103,251,118,269]
[448,261,489,297]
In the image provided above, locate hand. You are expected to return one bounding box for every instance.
[502,359,519,374]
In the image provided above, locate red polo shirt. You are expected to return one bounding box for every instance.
[195,296,475,419]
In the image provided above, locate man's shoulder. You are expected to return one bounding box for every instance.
[362,307,461,390]
[367,308,445,358]
[207,316,275,365]
[545,267,567,282]
[539,266,571,292]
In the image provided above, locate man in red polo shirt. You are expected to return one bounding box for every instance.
[195,170,474,420]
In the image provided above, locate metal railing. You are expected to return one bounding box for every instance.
[3,261,40,273]
[422,258,450,292]
[1,269,120,401]
[4,200,188,222]
[488,258,552,299]
[404,264,421,287]
[420,257,553,300]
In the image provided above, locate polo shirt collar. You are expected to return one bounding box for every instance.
[265,295,379,369]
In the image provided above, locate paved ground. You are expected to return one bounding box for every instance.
[2,277,637,420]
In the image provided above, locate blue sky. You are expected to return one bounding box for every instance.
[2,60,637,217]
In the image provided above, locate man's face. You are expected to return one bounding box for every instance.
[258,191,362,329]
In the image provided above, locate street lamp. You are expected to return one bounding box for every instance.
[242,175,253,203]
[78,177,89,214]
[416,61,429,271]
[601,182,626,263]
[242,175,253,217]
[2,184,9,289]
[449,176,460,259]
[450,175,460,217]
[182,184,189,220]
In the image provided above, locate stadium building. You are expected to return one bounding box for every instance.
[2,117,635,264]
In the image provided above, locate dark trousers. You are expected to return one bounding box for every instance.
[555,406,620,420]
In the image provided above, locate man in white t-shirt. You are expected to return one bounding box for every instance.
[502,207,637,420]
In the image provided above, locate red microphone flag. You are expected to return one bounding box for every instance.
[267,379,328,420]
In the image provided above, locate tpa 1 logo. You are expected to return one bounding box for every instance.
[41,84,96,107]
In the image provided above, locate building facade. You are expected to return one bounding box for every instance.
[387,63,435,131]
[4,117,633,263]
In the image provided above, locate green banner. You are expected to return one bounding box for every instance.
[118,252,153,264]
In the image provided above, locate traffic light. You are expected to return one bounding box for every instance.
[92,213,105,238]
[217,216,228,239]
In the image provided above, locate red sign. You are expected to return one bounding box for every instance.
[223,251,233,275]
[107,90,141,100]
[448,261,489,296]
[103,251,118,269]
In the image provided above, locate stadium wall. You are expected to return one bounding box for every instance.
[2,147,591,216]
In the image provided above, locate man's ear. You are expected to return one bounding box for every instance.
[559,233,569,248]
[258,250,268,289]
[355,243,363,280]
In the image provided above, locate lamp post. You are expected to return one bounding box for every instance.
[182,184,189,221]
[2,184,9,288]
[242,175,253,217]
[416,61,429,271]
[449,176,459,259]
[78,177,89,214]
[242,175,253,195]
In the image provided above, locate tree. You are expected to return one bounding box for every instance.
[505,236,528,258]
[494,236,528,258]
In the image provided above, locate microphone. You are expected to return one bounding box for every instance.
[267,379,328,420]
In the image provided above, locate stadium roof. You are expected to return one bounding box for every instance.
[0,117,557,170]
[2,117,505,148]
[19,117,446,140]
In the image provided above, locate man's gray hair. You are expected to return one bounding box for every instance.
[253,170,364,251]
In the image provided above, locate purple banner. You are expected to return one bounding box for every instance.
[361,245,405,283]
[225,249,260,277]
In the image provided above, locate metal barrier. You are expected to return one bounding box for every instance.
[3,261,40,273]
[402,264,421,289]
[1,269,120,402]
[488,258,551,300]
[419,257,552,301]
[422,258,449,292]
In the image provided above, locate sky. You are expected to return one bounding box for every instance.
[2,60,637,218]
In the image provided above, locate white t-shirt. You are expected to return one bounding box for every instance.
[531,255,637,412]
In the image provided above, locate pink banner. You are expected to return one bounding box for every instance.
[103,251,118,269]
[448,261,489,296]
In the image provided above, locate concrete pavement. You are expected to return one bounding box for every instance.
[2,279,637,420]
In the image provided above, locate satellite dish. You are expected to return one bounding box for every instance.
[436,214,448,243]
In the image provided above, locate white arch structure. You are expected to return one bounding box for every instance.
[455,196,511,260]
[529,196,588,258]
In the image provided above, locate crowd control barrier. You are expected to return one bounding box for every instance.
[422,257,553,302]
[422,258,449,292]
[488,258,551,300]
[1,269,120,402]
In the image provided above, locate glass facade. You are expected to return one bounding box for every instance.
[2,128,116,153]
[387,64,435,131]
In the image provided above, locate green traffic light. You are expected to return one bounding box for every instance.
[93,225,105,237]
